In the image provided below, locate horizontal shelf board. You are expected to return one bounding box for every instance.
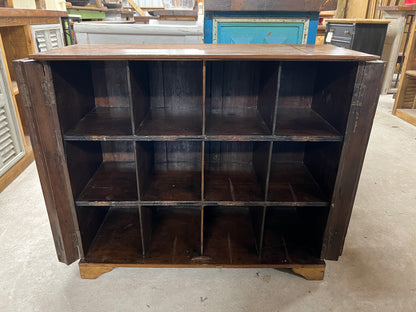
[268,163,328,203]
[137,109,202,136]
[205,171,264,202]
[142,170,201,201]
[275,108,342,140]
[84,207,323,266]
[31,44,379,61]
[75,200,330,207]
[135,136,204,141]
[206,112,271,136]
[65,107,132,138]
[274,136,343,142]
[76,201,139,207]
[143,208,201,264]
[78,162,138,202]
[204,135,274,141]
[64,135,342,142]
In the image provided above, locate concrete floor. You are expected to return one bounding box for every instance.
[0,95,415,312]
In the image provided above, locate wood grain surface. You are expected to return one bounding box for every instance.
[30,44,380,61]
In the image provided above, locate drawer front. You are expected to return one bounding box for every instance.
[329,24,355,39]
[325,23,355,48]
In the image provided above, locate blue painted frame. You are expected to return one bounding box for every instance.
[204,11,319,44]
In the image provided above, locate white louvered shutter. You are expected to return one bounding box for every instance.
[31,24,65,52]
[0,49,25,177]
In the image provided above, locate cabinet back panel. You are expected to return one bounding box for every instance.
[102,141,135,162]
[279,62,317,109]
[271,142,305,163]
[51,61,95,133]
[91,61,130,108]
[312,62,358,134]
[205,141,255,172]
[65,141,102,198]
[207,61,260,114]
[153,141,202,172]
[148,61,203,112]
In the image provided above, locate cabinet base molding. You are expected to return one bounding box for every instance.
[78,261,325,280]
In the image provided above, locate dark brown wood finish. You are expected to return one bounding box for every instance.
[50,61,95,134]
[143,207,202,264]
[322,61,385,260]
[30,44,379,61]
[137,141,202,201]
[15,45,385,278]
[14,60,81,264]
[311,62,359,134]
[131,61,203,137]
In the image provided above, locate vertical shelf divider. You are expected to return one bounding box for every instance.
[272,62,283,135]
[126,61,136,135]
[201,61,207,257]
[201,205,205,256]
[129,60,152,257]
[258,63,282,257]
[202,60,207,136]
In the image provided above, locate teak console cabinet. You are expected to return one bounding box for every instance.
[14,44,384,280]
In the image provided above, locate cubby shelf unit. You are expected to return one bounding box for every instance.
[14,44,384,280]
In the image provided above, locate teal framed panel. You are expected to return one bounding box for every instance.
[213,18,309,44]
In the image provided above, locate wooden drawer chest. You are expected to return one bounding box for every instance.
[14,44,384,280]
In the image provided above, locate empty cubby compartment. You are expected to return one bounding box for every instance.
[51,61,133,138]
[261,206,329,264]
[140,206,202,264]
[202,206,264,265]
[268,142,341,204]
[136,141,202,201]
[65,141,138,202]
[205,61,279,136]
[129,61,203,136]
[204,141,270,202]
[276,61,358,139]
[78,206,143,264]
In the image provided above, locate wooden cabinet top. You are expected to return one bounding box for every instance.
[327,19,390,24]
[204,0,338,11]
[0,8,67,18]
[30,44,379,61]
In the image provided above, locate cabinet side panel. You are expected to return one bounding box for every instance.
[14,59,81,264]
[322,61,385,260]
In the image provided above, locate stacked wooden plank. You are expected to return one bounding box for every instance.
[336,0,404,19]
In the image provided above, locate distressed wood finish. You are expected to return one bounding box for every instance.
[322,61,385,260]
[30,44,379,61]
[14,60,81,264]
[14,45,385,279]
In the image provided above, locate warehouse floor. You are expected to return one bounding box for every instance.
[0,95,415,312]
